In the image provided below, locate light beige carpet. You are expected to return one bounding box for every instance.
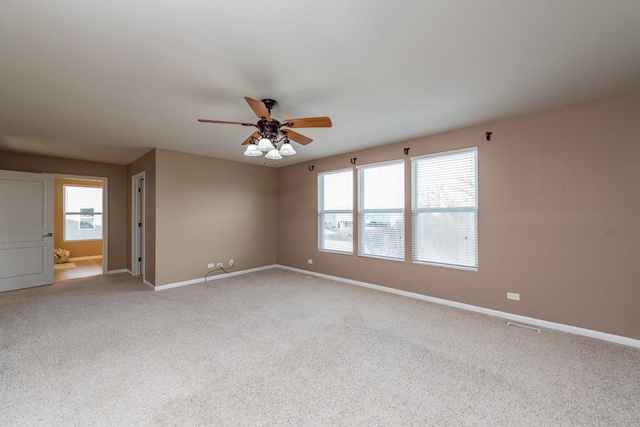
[1,269,638,426]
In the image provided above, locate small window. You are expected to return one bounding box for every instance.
[412,147,478,270]
[358,160,404,261]
[64,185,103,242]
[318,169,353,253]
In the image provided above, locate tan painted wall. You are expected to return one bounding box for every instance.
[127,149,156,284]
[0,152,127,271]
[54,178,103,258]
[154,149,277,286]
[278,90,640,340]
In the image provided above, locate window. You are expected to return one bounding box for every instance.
[358,161,404,260]
[64,185,103,241]
[318,169,353,253]
[412,147,478,270]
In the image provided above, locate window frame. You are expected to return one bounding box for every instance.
[411,147,478,271]
[318,168,354,254]
[63,184,104,243]
[357,159,405,262]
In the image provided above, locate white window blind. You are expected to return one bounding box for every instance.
[64,185,103,242]
[319,169,353,253]
[412,147,478,270]
[358,161,404,260]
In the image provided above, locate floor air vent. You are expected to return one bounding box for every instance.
[507,321,541,333]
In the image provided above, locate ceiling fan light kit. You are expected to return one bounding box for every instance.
[257,137,274,152]
[198,96,332,160]
[243,144,262,157]
[265,148,283,160]
[279,142,296,156]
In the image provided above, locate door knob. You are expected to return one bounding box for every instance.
[43,232,53,237]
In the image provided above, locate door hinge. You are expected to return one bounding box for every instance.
[138,222,142,227]
[138,187,143,193]
[138,257,142,262]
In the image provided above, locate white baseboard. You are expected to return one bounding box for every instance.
[105,269,128,275]
[142,279,154,290]
[70,255,103,261]
[152,264,278,291]
[276,265,640,349]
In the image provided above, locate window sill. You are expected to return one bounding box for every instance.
[412,260,478,272]
[357,254,405,263]
[319,249,353,255]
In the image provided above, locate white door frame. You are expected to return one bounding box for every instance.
[53,173,108,275]
[131,172,145,278]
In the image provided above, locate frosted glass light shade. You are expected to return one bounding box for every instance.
[265,148,282,160]
[279,142,296,156]
[257,137,273,152]
[244,144,262,157]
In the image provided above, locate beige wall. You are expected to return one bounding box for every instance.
[277,90,640,340]
[154,149,278,286]
[54,177,103,258]
[0,152,127,271]
[127,149,156,284]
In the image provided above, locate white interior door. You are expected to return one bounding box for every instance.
[0,169,54,292]
[132,173,144,277]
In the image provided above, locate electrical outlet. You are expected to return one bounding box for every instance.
[507,292,520,301]
[307,259,313,264]
[229,259,234,266]
[207,263,215,269]
[216,262,224,268]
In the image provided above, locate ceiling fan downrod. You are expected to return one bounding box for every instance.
[261,99,278,115]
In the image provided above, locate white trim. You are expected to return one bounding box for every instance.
[412,260,478,272]
[105,269,128,275]
[53,174,109,276]
[61,184,103,243]
[275,265,640,348]
[318,168,354,254]
[357,160,405,261]
[151,264,277,291]
[131,172,145,278]
[142,279,155,289]
[319,248,353,256]
[70,255,103,261]
[102,178,109,275]
[411,147,479,271]
[358,253,405,263]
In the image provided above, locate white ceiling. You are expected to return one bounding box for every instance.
[1,1,639,167]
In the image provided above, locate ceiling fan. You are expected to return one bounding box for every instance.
[198,97,332,159]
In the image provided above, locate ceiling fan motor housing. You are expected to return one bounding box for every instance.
[257,118,281,139]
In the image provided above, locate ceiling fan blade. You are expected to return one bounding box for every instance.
[198,119,256,127]
[283,117,332,128]
[282,129,313,145]
[241,131,261,145]
[244,97,271,120]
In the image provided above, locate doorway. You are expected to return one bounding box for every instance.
[131,172,145,279]
[53,175,108,283]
